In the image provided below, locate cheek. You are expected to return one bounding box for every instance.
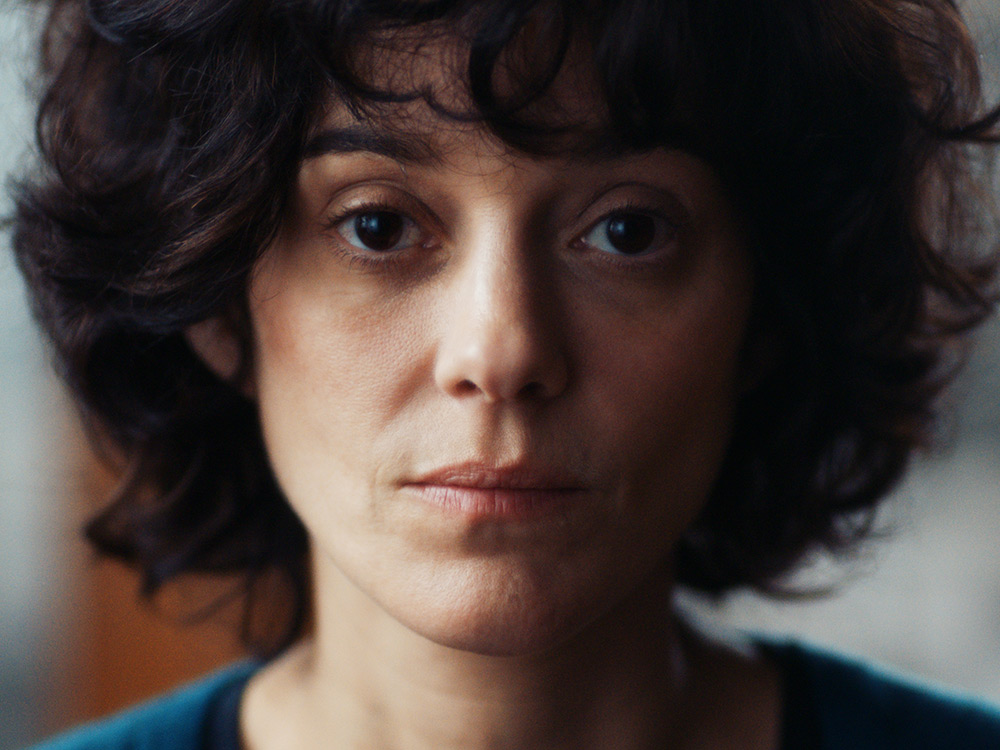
[248,276,412,520]
[578,274,750,514]
[252,273,421,432]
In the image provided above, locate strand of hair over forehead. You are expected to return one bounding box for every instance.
[77,0,736,154]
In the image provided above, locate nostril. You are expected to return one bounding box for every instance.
[517,381,546,400]
[433,309,569,402]
[456,379,479,395]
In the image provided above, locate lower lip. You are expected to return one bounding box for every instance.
[406,484,586,520]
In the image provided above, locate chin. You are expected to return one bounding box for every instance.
[384,563,615,658]
[415,609,592,658]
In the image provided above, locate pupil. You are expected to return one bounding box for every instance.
[606,214,656,255]
[355,212,404,251]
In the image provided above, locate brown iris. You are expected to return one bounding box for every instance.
[354,211,406,251]
[603,213,657,255]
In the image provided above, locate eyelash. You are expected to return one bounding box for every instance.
[321,198,683,272]
[573,199,683,264]
[322,199,433,271]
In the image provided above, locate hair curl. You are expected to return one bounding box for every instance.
[11,0,1000,654]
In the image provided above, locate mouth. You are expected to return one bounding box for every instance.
[403,462,588,520]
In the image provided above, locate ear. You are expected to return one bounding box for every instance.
[185,316,254,397]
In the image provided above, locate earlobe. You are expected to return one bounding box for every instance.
[185,316,255,398]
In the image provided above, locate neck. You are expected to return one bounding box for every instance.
[247,555,693,750]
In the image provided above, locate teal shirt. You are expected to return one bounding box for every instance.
[766,641,1000,748]
[25,642,1000,749]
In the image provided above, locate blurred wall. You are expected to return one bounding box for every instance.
[0,4,82,749]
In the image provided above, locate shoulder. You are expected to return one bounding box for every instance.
[763,638,1000,749]
[25,661,261,750]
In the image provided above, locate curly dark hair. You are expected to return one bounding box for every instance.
[10,0,1000,654]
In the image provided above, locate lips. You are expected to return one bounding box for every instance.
[404,462,587,519]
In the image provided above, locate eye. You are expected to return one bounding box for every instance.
[335,210,424,253]
[580,211,677,257]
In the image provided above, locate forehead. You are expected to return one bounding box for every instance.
[307,28,624,163]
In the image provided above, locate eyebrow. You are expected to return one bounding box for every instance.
[302,125,443,165]
[301,123,686,167]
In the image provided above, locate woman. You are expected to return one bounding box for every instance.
[13,0,1000,747]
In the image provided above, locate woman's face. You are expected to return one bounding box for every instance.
[244,79,753,654]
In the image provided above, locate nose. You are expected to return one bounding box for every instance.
[433,235,569,403]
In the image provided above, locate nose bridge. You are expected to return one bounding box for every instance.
[433,218,566,403]
[472,232,534,343]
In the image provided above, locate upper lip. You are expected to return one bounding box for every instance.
[407,462,583,490]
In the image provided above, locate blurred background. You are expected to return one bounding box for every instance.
[0,2,998,748]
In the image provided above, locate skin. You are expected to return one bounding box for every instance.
[190,46,781,750]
